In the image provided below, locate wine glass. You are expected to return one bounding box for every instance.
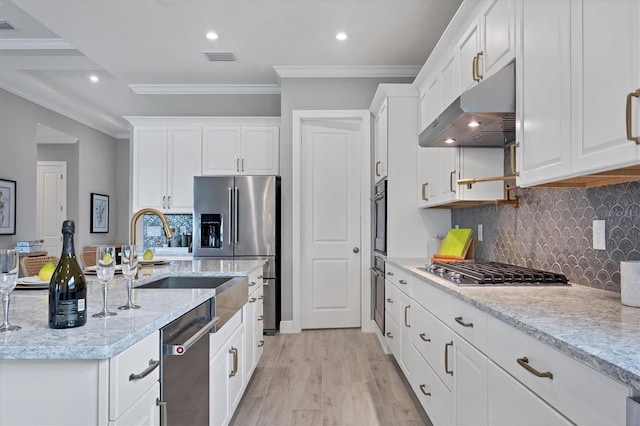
[0,249,21,332]
[93,246,117,318]
[118,245,140,310]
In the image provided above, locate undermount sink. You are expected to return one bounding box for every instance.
[136,276,233,290]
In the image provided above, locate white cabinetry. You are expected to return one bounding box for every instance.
[202,123,279,176]
[210,310,245,426]
[0,331,160,426]
[418,147,504,208]
[373,99,389,182]
[516,0,640,187]
[244,267,264,381]
[131,126,201,213]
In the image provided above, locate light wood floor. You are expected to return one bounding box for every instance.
[231,329,431,426]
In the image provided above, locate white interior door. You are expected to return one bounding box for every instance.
[37,161,67,256]
[300,119,362,329]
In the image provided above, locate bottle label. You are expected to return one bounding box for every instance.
[54,300,86,324]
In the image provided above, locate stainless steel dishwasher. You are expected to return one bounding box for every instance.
[159,299,217,426]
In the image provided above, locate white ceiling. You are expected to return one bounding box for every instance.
[0,0,462,137]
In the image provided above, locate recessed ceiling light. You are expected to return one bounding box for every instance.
[89,75,99,83]
[444,138,456,144]
[468,121,481,127]
[206,32,218,40]
[336,32,347,41]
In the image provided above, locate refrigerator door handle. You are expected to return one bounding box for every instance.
[228,187,233,246]
[234,187,239,243]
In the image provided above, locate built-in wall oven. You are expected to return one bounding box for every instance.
[371,255,385,334]
[372,179,387,255]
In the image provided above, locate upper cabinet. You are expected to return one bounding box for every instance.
[202,124,279,176]
[373,99,389,182]
[515,0,640,187]
[131,125,202,213]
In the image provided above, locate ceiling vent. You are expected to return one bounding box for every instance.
[0,20,15,30]
[202,51,236,62]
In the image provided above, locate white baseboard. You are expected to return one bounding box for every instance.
[278,321,300,334]
[360,319,376,333]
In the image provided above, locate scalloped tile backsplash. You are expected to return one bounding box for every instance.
[451,181,640,293]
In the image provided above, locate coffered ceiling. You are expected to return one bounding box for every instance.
[0,0,462,137]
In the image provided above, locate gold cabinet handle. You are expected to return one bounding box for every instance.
[419,384,431,396]
[476,51,484,81]
[419,333,431,342]
[241,158,245,172]
[510,142,520,176]
[229,347,238,377]
[249,297,257,303]
[386,332,394,339]
[404,305,411,328]
[454,316,473,328]
[375,161,381,177]
[626,89,640,143]
[450,170,456,193]
[421,182,429,201]
[162,195,166,209]
[249,281,256,287]
[236,158,240,172]
[258,295,264,300]
[386,298,394,303]
[387,271,394,276]
[399,279,407,285]
[445,341,453,376]
[258,315,264,321]
[472,54,478,82]
[258,340,264,347]
[517,357,554,380]
[166,195,171,210]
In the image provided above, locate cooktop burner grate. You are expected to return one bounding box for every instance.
[425,261,569,286]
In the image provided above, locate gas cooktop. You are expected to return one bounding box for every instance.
[422,261,569,286]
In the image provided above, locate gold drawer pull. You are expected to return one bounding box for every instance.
[404,305,411,328]
[387,271,394,276]
[129,359,160,381]
[510,142,520,176]
[419,384,431,396]
[517,357,553,380]
[386,298,394,303]
[472,54,478,82]
[627,89,640,143]
[258,315,264,321]
[419,333,431,342]
[249,281,256,287]
[258,340,264,348]
[476,51,484,81]
[258,295,264,300]
[398,279,407,285]
[249,298,257,303]
[375,161,381,177]
[421,182,429,201]
[386,332,394,339]
[455,316,474,328]
[445,341,453,376]
[229,347,238,377]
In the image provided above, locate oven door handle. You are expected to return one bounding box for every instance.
[164,317,219,356]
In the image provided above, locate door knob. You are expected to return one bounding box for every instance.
[353,247,360,253]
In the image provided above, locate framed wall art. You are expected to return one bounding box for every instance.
[0,179,16,235]
[90,193,109,233]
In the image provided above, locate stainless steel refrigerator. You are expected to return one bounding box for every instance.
[193,175,280,334]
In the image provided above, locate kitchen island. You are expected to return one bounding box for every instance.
[0,259,264,426]
[386,257,638,426]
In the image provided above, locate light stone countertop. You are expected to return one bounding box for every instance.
[387,257,640,390]
[0,259,265,360]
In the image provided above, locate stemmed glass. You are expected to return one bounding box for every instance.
[118,245,140,310]
[0,249,21,332]
[93,246,117,318]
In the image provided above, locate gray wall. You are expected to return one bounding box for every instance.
[279,77,412,322]
[451,181,640,293]
[0,88,120,251]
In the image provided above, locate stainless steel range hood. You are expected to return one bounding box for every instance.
[419,62,515,148]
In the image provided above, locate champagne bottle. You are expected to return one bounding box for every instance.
[48,220,87,329]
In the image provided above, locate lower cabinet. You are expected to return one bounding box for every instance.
[244,268,265,380]
[408,345,453,425]
[109,383,161,426]
[487,361,572,426]
[451,334,487,426]
[210,311,245,426]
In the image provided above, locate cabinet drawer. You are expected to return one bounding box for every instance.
[408,345,452,426]
[210,309,242,356]
[109,331,160,420]
[385,313,401,359]
[385,264,412,295]
[488,316,628,425]
[411,302,453,390]
[385,280,400,323]
[441,295,488,354]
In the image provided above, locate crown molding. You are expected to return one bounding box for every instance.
[0,38,76,50]
[0,81,123,138]
[128,83,281,95]
[273,65,421,79]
